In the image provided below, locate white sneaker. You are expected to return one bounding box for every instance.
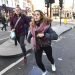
[51,64,56,71]
[42,70,47,75]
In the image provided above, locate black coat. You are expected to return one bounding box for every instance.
[1,16,6,24]
[44,26,58,40]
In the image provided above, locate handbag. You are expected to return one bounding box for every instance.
[10,31,16,40]
[44,26,58,40]
[10,17,21,40]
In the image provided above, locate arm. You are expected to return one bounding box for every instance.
[10,17,14,30]
[27,30,32,43]
[44,27,58,40]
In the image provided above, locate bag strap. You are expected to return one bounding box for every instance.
[14,17,21,29]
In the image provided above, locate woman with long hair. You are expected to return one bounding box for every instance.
[27,10,56,75]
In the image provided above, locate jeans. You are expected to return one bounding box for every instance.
[1,23,7,31]
[35,45,54,72]
[16,35,26,56]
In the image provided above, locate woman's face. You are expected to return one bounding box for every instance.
[15,7,21,15]
[33,11,41,21]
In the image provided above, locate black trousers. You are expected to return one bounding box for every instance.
[25,28,29,39]
[1,23,7,31]
[15,35,26,56]
[35,45,54,72]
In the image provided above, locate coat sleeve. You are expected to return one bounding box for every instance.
[10,17,14,30]
[44,27,58,40]
[27,30,32,43]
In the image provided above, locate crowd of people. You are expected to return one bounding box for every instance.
[0,5,58,75]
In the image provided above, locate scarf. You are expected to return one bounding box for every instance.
[30,22,50,50]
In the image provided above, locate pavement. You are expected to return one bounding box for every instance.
[0,40,32,56]
[53,18,75,25]
[0,23,10,44]
[0,22,75,56]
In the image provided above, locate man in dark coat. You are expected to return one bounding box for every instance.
[1,15,7,31]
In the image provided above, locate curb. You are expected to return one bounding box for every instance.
[0,37,9,45]
[58,25,75,36]
[0,38,32,57]
[0,25,74,57]
[0,49,32,57]
[59,27,72,36]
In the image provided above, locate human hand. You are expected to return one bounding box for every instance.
[37,33,44,37]
[11,29,15,32]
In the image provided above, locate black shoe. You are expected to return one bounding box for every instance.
[15,43,17,46]
[15,40,17,46]
[15,42,17,46]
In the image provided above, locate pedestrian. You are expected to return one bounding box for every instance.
[1,14,7,31]
[9,10,18,46]
[10,6,31,63]
[27,10,57,75]
[23,11,32,39]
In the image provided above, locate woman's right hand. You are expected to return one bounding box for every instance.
[37,33,44,38]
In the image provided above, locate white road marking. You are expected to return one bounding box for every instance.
[0,37,9,41]
[0,54,31,75]
[58,58,63,61]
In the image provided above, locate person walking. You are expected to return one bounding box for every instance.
[23,12,32,39]
[10,6,31,63]
[1,14,7,31]
[27,10,57,75]
[9,11,18,46]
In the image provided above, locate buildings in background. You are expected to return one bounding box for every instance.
[0,0,74,19]
[0,0,33,16]
[51,5,73,19]
[44,2,74,19]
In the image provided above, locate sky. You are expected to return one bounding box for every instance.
[32,0,75,11]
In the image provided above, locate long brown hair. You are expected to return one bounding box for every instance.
[30,10,51,27]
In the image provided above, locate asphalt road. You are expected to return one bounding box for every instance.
[0,26,10,45]
[0,22,75,75]
[0,26,23,74]
[1,28,75,75]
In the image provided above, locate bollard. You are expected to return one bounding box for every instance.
[64,18,67,25]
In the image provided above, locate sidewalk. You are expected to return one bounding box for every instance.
[0,24,75,56]
[0,39,32,56]
[52,24,73,36]
[53,19,75,25]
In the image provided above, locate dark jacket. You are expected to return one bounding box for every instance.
[44,26,58,40]
[1,16,6,24]
[27,25,58,49]
[10,14,31,36]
